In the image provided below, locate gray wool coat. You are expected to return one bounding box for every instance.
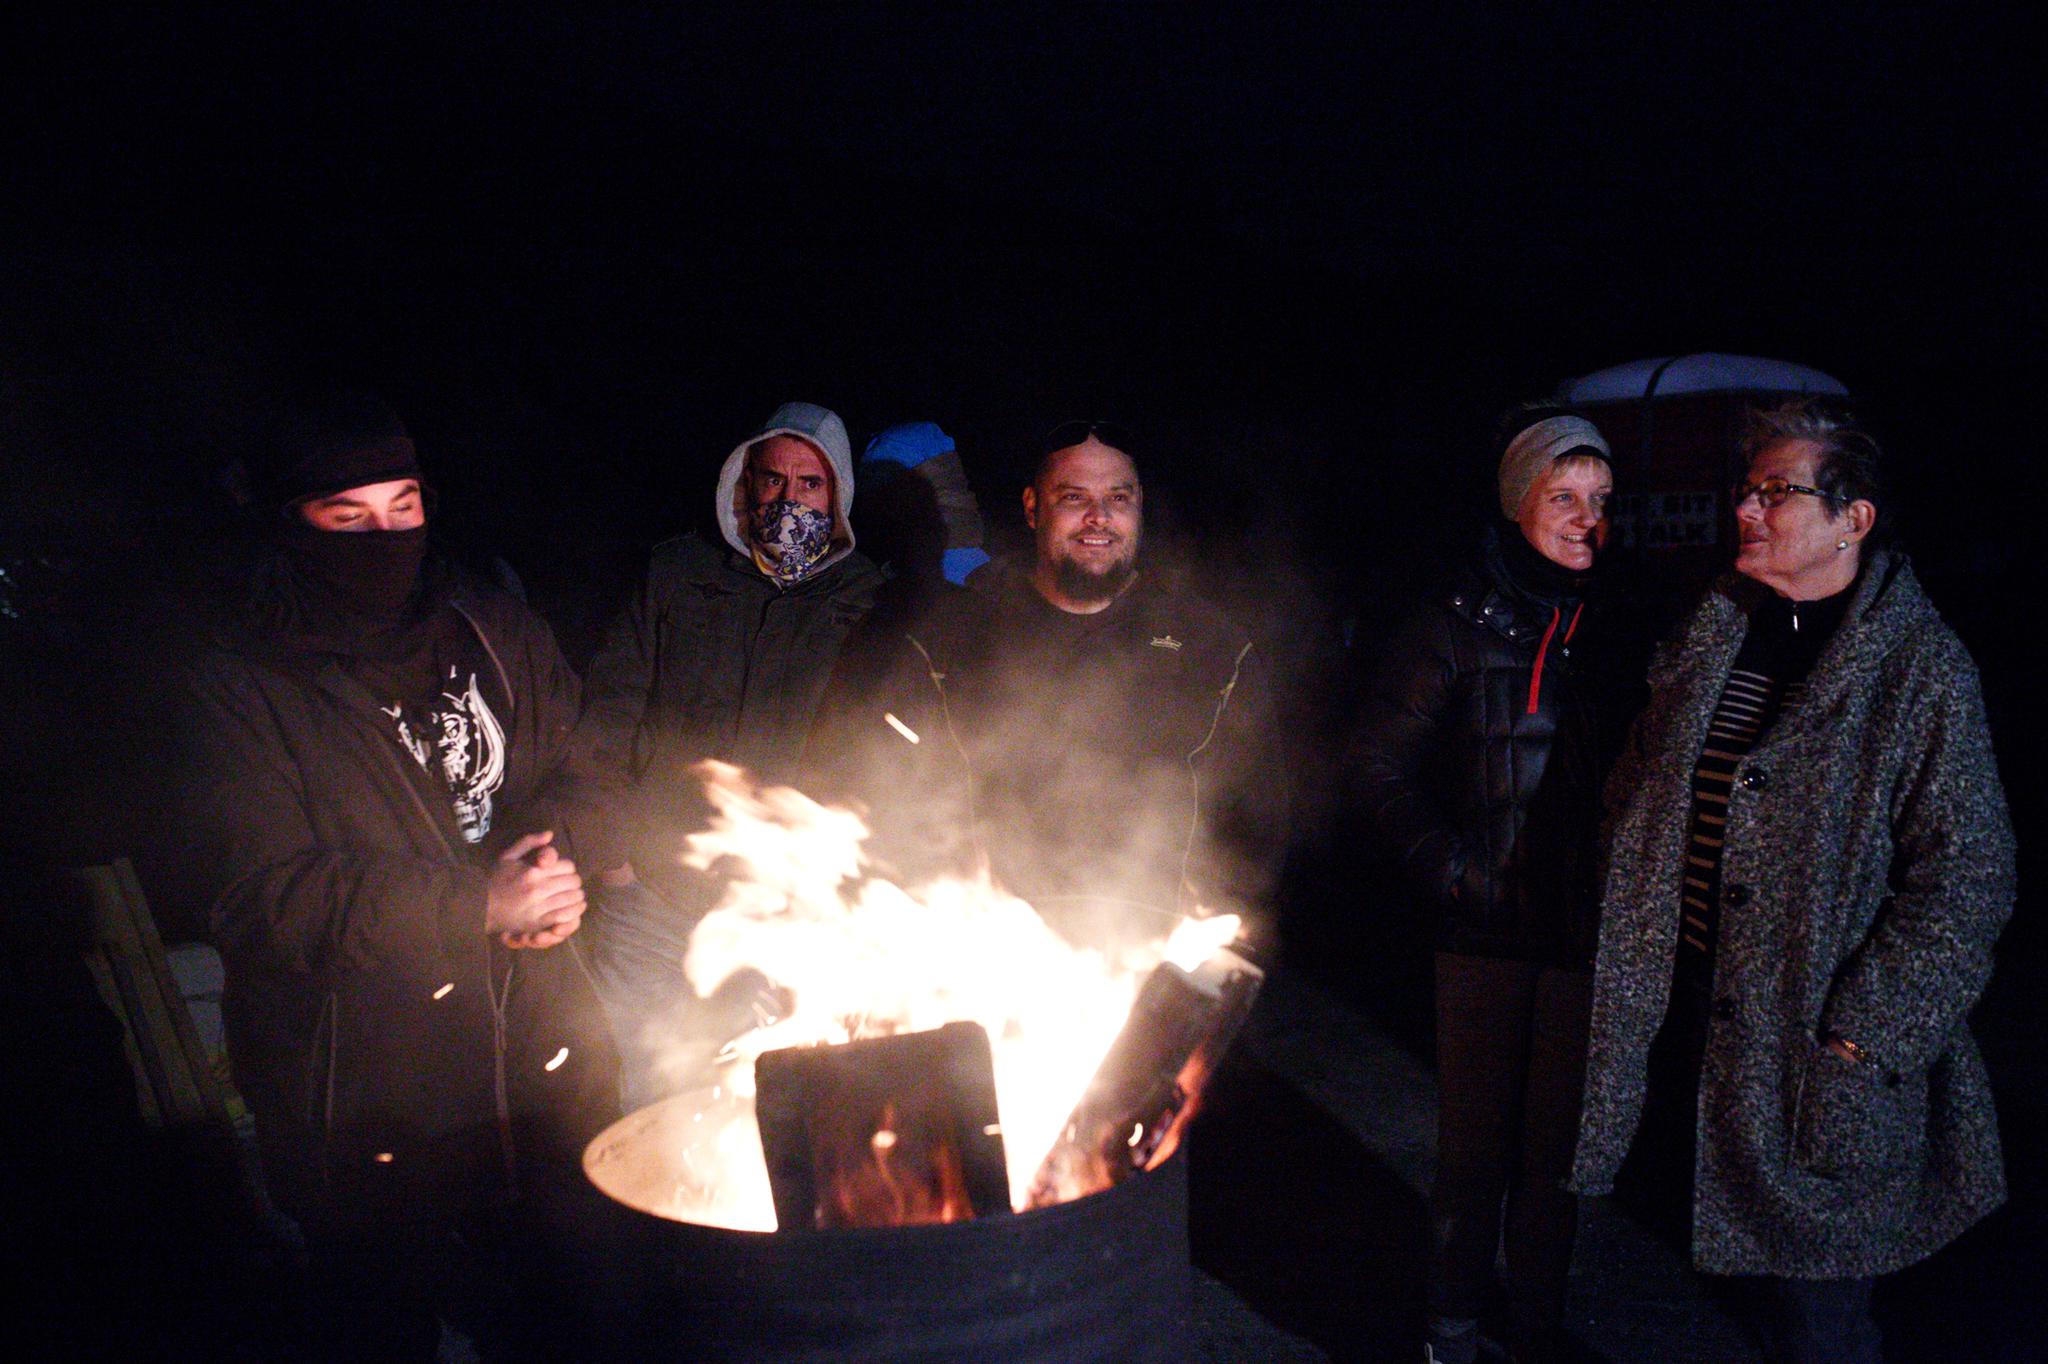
[1568,552,2014,1277]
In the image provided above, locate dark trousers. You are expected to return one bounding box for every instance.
[296,1207,517,1362]
[585,879,698,1112]
[1626,1009,1884,1364]
[1718,1274,1883,1364]
[287,1151,620,1362]
[1429,953,1594,1353]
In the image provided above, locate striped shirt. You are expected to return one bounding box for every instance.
[1674,666,1806,1003]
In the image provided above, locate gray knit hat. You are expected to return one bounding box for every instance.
[1498,415,1611,519]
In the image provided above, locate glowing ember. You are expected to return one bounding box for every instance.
[645,760,1241,1229]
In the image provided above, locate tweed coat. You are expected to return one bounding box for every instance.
[1568,552,2014,1277]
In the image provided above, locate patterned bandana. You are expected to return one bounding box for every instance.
[753,499,834,586]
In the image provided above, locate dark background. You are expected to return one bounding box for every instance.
[7,5,2039,602]
[3,3,2041,1358]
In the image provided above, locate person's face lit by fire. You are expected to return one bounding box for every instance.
[1023,438,1142,613]
[1515,455,1611,571]
[745,435,836,524]
[298,478,427,532]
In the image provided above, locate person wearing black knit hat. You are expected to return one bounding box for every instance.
[173,389,622,1360]
[1350,409,1634,1364]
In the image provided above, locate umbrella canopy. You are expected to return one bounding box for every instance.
[1559,353,1847,404]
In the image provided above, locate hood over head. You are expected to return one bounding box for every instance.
[716,401,857,574]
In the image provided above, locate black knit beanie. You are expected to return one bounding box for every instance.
[258,390,422,514]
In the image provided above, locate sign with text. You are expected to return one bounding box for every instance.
[1609,490,1719,552]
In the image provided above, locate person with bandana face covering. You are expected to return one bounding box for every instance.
[173,391,622,1361]
[572,401,885,1106]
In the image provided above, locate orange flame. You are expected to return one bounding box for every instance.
[646,761,1241,1229]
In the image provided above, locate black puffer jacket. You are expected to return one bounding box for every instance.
[1351,529,1636,962]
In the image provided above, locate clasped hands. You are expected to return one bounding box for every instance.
[484,830,588,949]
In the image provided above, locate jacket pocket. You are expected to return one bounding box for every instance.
[1792,1044,1922,1179]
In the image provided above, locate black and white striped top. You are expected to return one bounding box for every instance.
[1674,667,1807,1002]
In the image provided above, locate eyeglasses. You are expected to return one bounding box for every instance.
[1730,477,1836,510]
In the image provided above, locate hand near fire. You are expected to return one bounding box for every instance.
[487,830,587,949]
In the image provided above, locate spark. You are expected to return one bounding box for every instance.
[1127,1123,1145,1147]
[871,1129,898,1151]
[374,1152,395,1163]
[544,1047,570,1072]
[432,982,454,1000]
[883,712,920,745]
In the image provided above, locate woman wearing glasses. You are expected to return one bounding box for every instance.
[1569,401,2014,1362]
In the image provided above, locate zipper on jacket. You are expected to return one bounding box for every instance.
[489,947,518,1190]
[451,599,518,727]
[318,989,339,1190]
[1525,602,1584,715]
[1177,640,1254,913]
[906,633,983,856]
[352,604,523,1192]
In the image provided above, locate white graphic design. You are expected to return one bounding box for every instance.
[384,668,506,843]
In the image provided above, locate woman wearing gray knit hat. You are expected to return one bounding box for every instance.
[1351,407,1634,1364]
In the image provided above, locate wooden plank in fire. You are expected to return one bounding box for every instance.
[1026,946,1263,1209]
[755,1021,1012,1231]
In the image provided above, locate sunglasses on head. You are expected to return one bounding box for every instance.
[1039,420,1137,458]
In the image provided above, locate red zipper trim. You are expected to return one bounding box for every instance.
[1526,602,1584,715]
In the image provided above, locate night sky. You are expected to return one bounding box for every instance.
[6,4,2041,837]
[7,6,2037,569]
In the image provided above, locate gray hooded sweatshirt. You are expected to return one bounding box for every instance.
[575,402,885,884]
[714,401,860,578]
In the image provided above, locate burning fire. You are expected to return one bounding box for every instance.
[646,760,1240,1230]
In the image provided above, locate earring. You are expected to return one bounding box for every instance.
[1836,539,1849,551]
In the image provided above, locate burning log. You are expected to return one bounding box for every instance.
[755,1021,1012,1231]
[1027,943,1262,1208]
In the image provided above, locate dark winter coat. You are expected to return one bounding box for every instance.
[1350,532,1635,963]
[179,581,619,1224]
[1569,553,2014,1277]
[810,562,1285,921]
[574,532,885,884]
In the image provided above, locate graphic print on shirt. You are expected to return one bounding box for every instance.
[384,666,506,843]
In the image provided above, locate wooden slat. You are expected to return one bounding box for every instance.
[71,861,231,1130]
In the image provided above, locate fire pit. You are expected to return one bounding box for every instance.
[585,1093,1193,1362]
[577,764,1260,1360]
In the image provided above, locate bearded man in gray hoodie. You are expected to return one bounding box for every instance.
[574,401,885,1105]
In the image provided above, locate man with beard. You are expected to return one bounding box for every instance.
[813,421,1284,933]
[175,391,620,1359]
[573,401,886,1102]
